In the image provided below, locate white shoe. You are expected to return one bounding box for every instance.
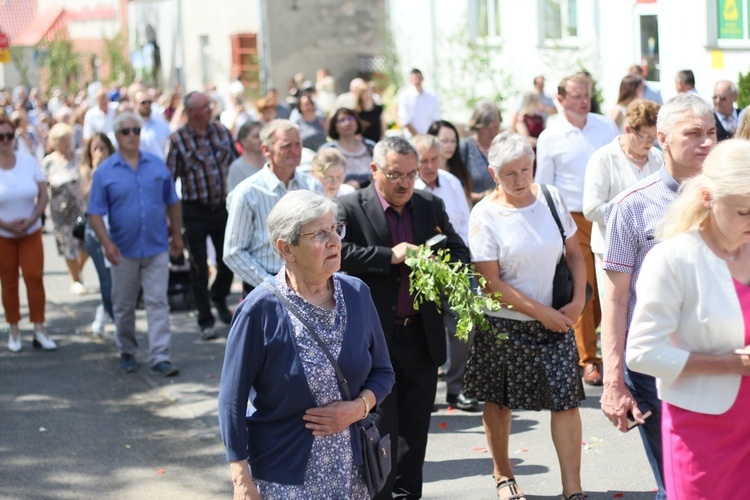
[71,282,88,295]
[33,331,57,350]
[8,333,22,352]
[91,304,107,335]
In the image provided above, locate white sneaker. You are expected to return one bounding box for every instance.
[8,333,22,352]
[71,282,88,295]
[33,331,57,350]
[91,304,107,335]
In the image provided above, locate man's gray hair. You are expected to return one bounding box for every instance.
[267,190,338,258]
[409,134,439,154]
[715,79,739,97]
[487,132,535,177]
[372,136,419,170]
[656,93,713,137]
[260,119,300,151]
[112,111,142,133]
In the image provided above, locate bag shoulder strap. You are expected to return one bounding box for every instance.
[540,184,566,250]
[260,281,352,401]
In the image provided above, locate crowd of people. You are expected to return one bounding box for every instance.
[2,63,750,500]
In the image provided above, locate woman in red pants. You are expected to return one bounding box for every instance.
[0,114,54,352]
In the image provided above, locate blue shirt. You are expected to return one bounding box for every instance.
[88,151,179,259]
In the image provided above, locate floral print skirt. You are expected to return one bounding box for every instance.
[463,315,585,411]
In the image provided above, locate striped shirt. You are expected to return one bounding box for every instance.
[166,121,238,206]
[223,165,323,286]
[602,166,679,327]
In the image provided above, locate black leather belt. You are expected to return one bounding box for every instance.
[394,316,420,326]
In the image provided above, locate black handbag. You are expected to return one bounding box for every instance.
[260,281,391,498]
[540,185,592,310]
[72,215,87,241]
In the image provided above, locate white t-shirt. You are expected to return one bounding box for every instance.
[0,153,46,238]
[469,184,577,321]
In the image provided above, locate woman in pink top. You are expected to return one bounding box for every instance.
[627,139,750,498]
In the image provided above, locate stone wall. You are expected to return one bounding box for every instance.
[264,0,386,94]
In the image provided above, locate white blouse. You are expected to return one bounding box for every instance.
[582,136,662,255]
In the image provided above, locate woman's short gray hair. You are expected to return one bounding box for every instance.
[468,100,502,132]
[112,111,142,133]
[487,132,535,176]
[372,136,418,170]
[267,190,339,258]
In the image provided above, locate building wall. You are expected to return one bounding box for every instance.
[264,0,387,94]
[180,0,261,96]
[389,0,750,123]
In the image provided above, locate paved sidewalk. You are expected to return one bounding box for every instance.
[1,233,658,499]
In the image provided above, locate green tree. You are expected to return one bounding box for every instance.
[437,28,511,116]
[738,70,750,110]
[103,33,134,85]
[10,47,31,88]
[37,34,81,93]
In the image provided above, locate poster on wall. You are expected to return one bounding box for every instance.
[718,0,744,39]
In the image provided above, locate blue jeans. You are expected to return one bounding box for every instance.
[84,223,113,320]
[624,363,666,500]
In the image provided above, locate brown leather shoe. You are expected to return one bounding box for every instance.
[583,362,603,386]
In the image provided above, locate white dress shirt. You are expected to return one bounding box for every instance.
[535,113,619,212]
[82,104,117,140]
[139,115,172,160]
[626,231,745,414]
[397,86,440,136]
[223,165,323,287]
[415,170,470,245]
[582,137,662,254]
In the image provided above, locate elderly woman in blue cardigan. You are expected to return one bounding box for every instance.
[219,190,395,499]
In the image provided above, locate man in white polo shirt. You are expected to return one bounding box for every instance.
[535,72,618,386]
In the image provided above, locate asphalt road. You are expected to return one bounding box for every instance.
[0,232,658,499]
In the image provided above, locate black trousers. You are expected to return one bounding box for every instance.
[181,201,234,328]
[372,318,438,500]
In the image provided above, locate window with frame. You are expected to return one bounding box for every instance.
[543,0,578,42]
[470,0,501,39]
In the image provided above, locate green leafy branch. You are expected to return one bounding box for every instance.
[404,245,504,342]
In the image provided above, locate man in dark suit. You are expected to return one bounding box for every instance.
[712,79,739,142]
[338,137,470,499]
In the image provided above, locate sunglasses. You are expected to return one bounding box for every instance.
[0,132,14,141]
[118,127,141,136]
[139,100,152,105]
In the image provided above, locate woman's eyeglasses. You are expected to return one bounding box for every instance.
[632,129,656,143]
[298,223,346,245]
[0,132,15,141]
[118,127,141,136]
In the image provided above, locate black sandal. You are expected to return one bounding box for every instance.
[562,493,586,500]
[496,477,526,500]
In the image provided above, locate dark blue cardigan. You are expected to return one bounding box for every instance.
[218,274,395,484]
